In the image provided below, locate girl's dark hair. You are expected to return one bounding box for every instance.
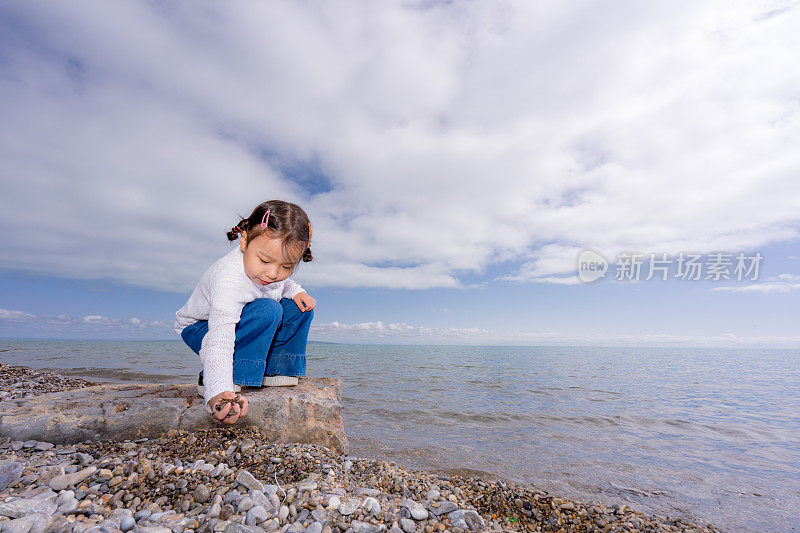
[226,200,313,265]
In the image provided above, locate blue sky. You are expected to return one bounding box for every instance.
[1,1,799,346]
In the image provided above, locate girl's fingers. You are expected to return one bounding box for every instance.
[214,402,232,421]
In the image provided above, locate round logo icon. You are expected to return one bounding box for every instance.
[577,249,608,283]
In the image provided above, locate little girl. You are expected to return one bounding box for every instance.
[173,200,317,424]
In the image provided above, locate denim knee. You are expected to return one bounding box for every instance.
[242,298,282,325]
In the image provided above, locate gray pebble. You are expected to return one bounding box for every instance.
[238,495,254,512]
[399,517,416,533]
[48,466,97,491]
[427,500,457,516]
[400,498,427,521]
[337,497,360,516]
[133,509,152,521]
[0,461,25,491]
[304,522,323,533]
[235,470,264,492]
[363,496,381,518]
[120,516,136,531]
[246,504,270,525]
[194,483,210,503]
[350,520,384,533]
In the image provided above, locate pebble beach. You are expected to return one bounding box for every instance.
[0,363,722,533]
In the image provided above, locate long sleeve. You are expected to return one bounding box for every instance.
[200,277,247,413]
[282,278,305,299]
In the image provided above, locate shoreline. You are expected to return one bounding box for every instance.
[0,362,721,532]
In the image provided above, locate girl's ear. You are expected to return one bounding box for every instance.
[239,232,247,252]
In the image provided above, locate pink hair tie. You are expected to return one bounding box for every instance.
[261,208,271,228]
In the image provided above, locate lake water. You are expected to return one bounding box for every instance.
[1,339,798,532]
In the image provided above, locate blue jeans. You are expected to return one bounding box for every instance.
[180,297,312,386]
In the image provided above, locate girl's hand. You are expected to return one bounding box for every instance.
[293,292,316,312]
[208,391,248,424]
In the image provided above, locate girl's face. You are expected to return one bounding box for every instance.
[239,232,298,286]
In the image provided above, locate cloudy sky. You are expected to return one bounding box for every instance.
[1,0,799,345]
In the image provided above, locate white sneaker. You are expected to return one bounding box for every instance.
[262,375,298,386]
[197,383,241,397]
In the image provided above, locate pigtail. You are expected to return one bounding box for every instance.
[225,216,250,242]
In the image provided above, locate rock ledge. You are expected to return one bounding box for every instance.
[0,378,347,453]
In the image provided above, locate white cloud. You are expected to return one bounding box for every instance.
[0,309,36,320]
[711,273,800,293]
[0,308,172,338]
[313,320,491,339]
[0,1,798,292]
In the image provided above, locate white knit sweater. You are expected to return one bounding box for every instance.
[173,246,305,413]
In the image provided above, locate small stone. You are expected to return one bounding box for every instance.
[0,461,25,491]
[224,490,242,504]
[56,490,75,506]
[206,502,221,519]
[298,479,317,492]
[57,497,79,514]
[326,495,341,510]
[427,501,457,517]
[236,470,264,492]
[337,497,360,516]
[49,466,98,491]
[134,509,152,521]
[350,520,383,533]
[195,484,211,503]
[399,518,416,533]
[238,496,253,512]
[447,510,485,531]
[120,515,136,531]
[1,512,49,533]
[250,490,273,511]
[0,486,57,518]
[305,522,323,533]
[400,498,428,521]
[34,441,54,451]
[363,496,381,518]
[246,504,269,524]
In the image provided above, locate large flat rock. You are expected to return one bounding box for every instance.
[0,377,348,454]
